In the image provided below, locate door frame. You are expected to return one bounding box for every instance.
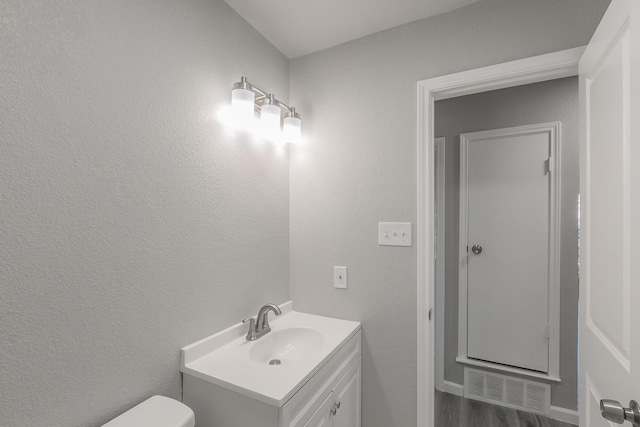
[434,137,449,393]
[416,46,585,427]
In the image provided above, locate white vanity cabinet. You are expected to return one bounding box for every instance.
[181,307,361,427]
[281,331,360,427]
[304,393,335,427]
[331,359,361,427]
[303,360,361,427]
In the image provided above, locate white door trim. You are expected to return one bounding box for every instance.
[416,46,584,427]
[457,122,561,381]
[434,137,446,393]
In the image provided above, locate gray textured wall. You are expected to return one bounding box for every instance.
[0,0,612,426]
[289,1,609,426]
[0,1,289,425]
[435,77,580,410]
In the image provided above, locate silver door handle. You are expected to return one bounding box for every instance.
[601,399,640,425]
[471,244,482,255]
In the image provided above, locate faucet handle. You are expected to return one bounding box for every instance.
[242,317,257,341]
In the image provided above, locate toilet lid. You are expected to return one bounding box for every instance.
[102,395,195,427]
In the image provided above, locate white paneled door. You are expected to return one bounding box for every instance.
[579,0,640,426]
[460,124,557,374]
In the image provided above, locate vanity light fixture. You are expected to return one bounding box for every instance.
[230,78,255,124]
[230,76,302,143]
[283,108,301,143]
[260,94,282,141]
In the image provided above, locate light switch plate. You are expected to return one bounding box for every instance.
[334,266,347,289]
[378,222,412,246]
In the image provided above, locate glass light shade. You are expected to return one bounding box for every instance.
[283,116,302,143]
[231,88,255,124]
[260,104,282,141]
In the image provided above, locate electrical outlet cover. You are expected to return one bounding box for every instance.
[334,266,347,289]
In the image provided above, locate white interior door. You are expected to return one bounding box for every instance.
[579,1,640,426]
[461,126,554,373]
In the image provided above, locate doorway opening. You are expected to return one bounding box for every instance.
[433,81,576,427]
[416,46,585,427]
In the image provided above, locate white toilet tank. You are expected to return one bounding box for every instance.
[102,395,195,427]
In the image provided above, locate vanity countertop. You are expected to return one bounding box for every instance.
[180,301,361,406]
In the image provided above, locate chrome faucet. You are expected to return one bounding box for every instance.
[242,303,282,341]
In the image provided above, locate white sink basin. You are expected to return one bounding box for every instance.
[181,302,360,406]
[248,327,324,365]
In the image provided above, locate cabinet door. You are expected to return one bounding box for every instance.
[332,360,361,427]
[303,392,334,427]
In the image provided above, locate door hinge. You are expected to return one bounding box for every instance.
[434,233,437,260]
[546,323,551,339]
[428,308,432,321]
[545,157,553,175]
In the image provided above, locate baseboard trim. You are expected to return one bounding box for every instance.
[442,380,464,397]
[548,406,578,425]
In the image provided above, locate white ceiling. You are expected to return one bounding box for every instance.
[225,0,483,58]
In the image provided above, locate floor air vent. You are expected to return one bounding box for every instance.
[463,368,550,415]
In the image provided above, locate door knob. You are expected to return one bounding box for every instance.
[600,399,640,426]
[471,244,483,255]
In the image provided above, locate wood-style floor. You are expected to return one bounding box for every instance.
[434,390,577,427]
